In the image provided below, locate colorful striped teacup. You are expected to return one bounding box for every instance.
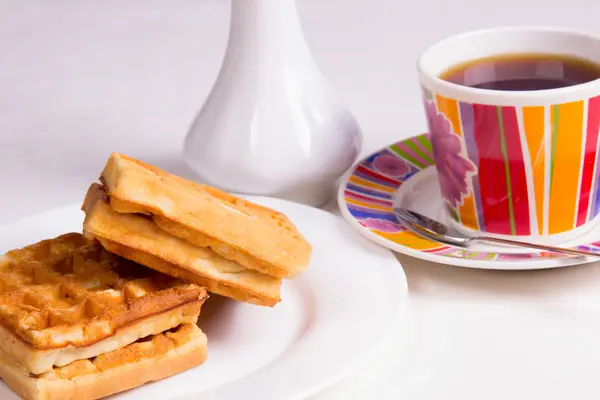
[418,27,600,243]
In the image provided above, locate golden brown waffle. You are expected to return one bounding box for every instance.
[0,300,202,376]
[83,184,282,307]
[100,152,312,278]
[0,323,207,400]
[0,233,207,374]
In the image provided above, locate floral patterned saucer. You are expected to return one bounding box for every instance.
[337,133,600,269]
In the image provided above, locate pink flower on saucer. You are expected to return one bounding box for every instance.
[361,218,402,233]
[425,100,476,208]
[372,154,410,178]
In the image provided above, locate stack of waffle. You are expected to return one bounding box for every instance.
[0,153,312,400]
[0,234,208,399]
[84,153,312,306]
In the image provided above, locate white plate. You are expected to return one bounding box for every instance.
[0,196,407,400]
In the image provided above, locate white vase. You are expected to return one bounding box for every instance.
[182,0,362,207]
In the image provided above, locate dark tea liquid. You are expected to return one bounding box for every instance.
[439,53,600,91]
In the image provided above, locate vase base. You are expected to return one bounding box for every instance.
[259,184,334,208]
[190,176,334,208]
[225,183,334,209]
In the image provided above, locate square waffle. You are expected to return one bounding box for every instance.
[82,183,282,307]
[0,233,207,375]
[0,323,207,400]
[100,152,312,279]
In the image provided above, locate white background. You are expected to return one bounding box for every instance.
[3,1,600,399]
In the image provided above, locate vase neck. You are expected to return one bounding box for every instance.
[228,0,307,51]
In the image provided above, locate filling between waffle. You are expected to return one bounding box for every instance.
[29,324,200,380]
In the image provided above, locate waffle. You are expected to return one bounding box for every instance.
[82,184,282,307]
[100,152,312,279]
[0,323,207,400]
[0,233,207,374]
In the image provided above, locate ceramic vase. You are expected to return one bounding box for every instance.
[182,0,362,207]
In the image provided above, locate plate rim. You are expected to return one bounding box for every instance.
[0,196,408,400]
[337,134,598,270]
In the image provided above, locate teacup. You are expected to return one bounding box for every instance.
[418,26,600,243]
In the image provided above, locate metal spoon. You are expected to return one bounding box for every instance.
[393,207,600,258]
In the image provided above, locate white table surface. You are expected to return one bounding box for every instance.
[3,1,600,399]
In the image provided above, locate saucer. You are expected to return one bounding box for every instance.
[337,133,600,269]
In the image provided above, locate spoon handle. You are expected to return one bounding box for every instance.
[475,236,600,258]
